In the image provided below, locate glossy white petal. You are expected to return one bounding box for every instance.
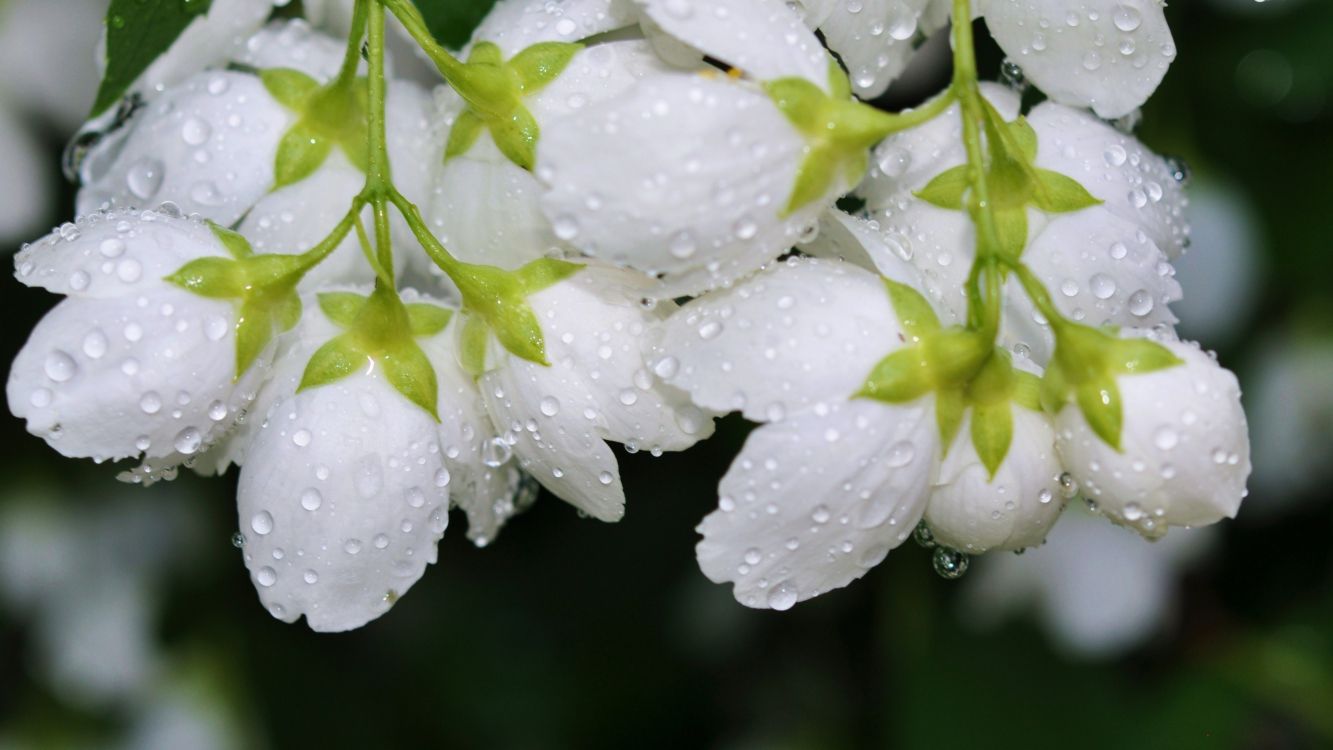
[7,290,265,464]
[1028,101,1188,257]
[661,258,901,422]
[818,0,948,98]
[1055,337,1250,534]
[697,397,937,609]
[234,19,352,80]
[925,405,1066,553]
[635,0,830,87]
[76,72,292,225]
[980,0,1175,119]
[481,266,713,519]
[962,508,1214,657]
[800,209,930,288]
[429,41,676,267]
[124,0,277,102]
[539,74,828,297]
[470,0,639,56]
[236,372,449,632]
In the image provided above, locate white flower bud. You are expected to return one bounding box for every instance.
[1055,338,1250,536]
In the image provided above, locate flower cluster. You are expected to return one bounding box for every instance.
[7,0,1250,629]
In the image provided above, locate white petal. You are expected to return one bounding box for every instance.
[233,19,352,80]
[697,397,937,609]
[15,209,227,299]
[661,257,901,422]
[127,0,277,102]
[818,0,948,98]
[470,0,639,56]
[236,372,449,632]
[981,0,1175,118]
[800,209,930,289]
[1055,337,1250,534]
[925,404,1066,553]
[635,0,830,87]
[538,74,829,296]
[76,72,291,225]
[7,289,264,463]
[1029,101,1188,257]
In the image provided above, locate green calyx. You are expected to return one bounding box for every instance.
[443,40,582,171]
[766,64,903,216]
[299,284,455,420]
[164,224,310,379]
[262,68,371,189]
[1040,324,1184,451]
[451,257,585,377]
[916,101,1101,261]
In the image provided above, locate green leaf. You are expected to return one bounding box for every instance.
[1076,376,1123,450]
[379,338,440,419]
[857,347,933,403]
[444,110,486,161]
[318,292,369,327]
[1111,337,1185,375]
[1032,169,1103,213]
[508,42,583,94]
[883,278,940,339]
[273,124,333,189]
[936,387,966,450]
[209,223,254,259]
[971,400,1014,479]
[299,333,367,392]
[260,68,320,109]
[915,165,970,210]
[165,257,245,298]
[406,303,454,337]
[489,104,541,172]
[517,258,584,293]
[92,0,214,116]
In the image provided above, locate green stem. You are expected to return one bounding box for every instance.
[331,0,369,90]
[295,205,359,267]
[864,87,957,141]
[1003,258,1067,332]
[380,0,466,80]
[387,187,461,276]
[363,1,396,276]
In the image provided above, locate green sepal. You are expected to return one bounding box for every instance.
[235,292,302,378]
[299,332,366,392]
[489,104,541,172]
[517,258,584,293]
[508,42,583,94]
[971,399,1014,479]
[787,146,841,218]
[1110,337,1184,374]
[378,336,440,420]
[915,165,969,210]
[467,40,504,66]
[1075,376,1122,451]
[1013,370,1042,411]
[857,346,932,403]
[210,223,254,259]
[406,303,454,337]
[883,278,940,340]
[444,110,485,162]
[1031,169,1103,213]
[165,257,246,298]
[1039,358,1069,414]
[459,315,490,378]
[1005,115,1038,162]
[766,77,827,133]
[317,291,368,328]
[922,328,991,385]
[451,258,561,368]
[274,123,334,189]
[993,207,1029,261]
[936,387,966,451]
[260,68,320,109]
[827,58,852,101]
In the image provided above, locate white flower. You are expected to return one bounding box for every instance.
[962,507,1215,657]
[234,297,452,631]
[537,0,851,296]
[796,0,953,99]
[7,210,269,464]
[660,257,938,608]
[478,265,714,521]
[980,0,1176,119]
[925,395,1066,554]
[427,40,679,269]
[77,26,435,289]
[857,88,1185,363]
[1054,336,1250,535]
[467,0,640,56]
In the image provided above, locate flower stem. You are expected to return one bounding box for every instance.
[380,0,466,81]
[331,0,369,91]
[363,1,395,275]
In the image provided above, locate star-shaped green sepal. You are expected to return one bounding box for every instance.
[164,224,309,379]
[451,257,585,377]
[261,68,371,189]
[298,284,455,420]
[442,40,582,171]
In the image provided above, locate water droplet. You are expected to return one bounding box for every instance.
[256,566,277,587]
[1128,289,1154,317]
[539,396,561,417]
[303,569,319,584]
[139,391,162,414]
[1153,425,1179,450]
[292,429,312,447]
[300,487,323,511]
[1089,273,1116,299]
[126,157,164,199]
[44,351,77,382]
[344,538,363,555]
[598,471,614,485]
[230,531,246,548]
[886,441,915,467]
[251,511,274,535]
[1113,4,1142,31]
[932,547,969,579]
[174,427,202,454]
[767,581,799,610]
[482,437,511,467]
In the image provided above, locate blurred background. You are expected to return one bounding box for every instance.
[1,0,1331,747]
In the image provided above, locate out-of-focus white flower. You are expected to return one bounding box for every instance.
[1054,336,1251,535]
[1172,181,1264,347]
[478,264,714,521]
[661,256,937,609]
[1245,336,1333,511]
[962,506,1216,657]
[7,210,271,465]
